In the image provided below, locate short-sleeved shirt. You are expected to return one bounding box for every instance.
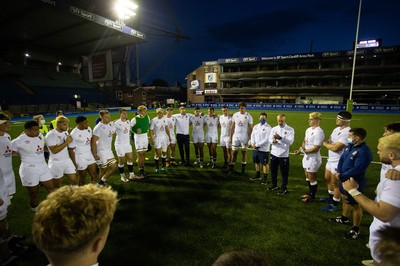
[45,129,71,162]
[232,111,253,135]
[219,115,232,138]
[327,126,351,163]
[190,115,205,135]
[204,115,219,135]
[69,127,93,154]
[114,119,131,144]
[304,126,324,157]
[12,133,47,165]
[93,122,116,152]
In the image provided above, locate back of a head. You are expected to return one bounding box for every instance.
[213,249,269,266]
[32,184,118,257]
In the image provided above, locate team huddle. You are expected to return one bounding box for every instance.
[1,104,400,265]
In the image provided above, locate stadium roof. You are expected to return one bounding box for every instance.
[0,0,145,65]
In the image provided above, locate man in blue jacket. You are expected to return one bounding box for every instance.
[329,127,373,240]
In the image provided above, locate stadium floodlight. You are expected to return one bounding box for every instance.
[25,53,30,57]
[115,0,138,20]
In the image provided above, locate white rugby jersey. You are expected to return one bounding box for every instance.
[219,114,232,138]
[0,133,15,184]
[327,126,351,162]
[232,111,253,135]
[46,129,71,161]
[93,122,116,151]
[114,119,131,144]
[304,126,324,156]
[190,115,205,135]
[69,127,93,154]
[164,115,176,136]
[12,133,47,165]
[204,115,219,135]
[150,117,169,138]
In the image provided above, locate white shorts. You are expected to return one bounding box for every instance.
[325,161,339,174]
[134,134,148,152]
[169,133,176,145]
[302,155,322,173]
[19,163,53,187]
[48,159,76,179]
[2,168,16,196]
[232,134,249,150]
[115,142,133,157]
[192,132,205,144]
[206,133,218,144]
[97,150,115,166]
[154,136,169,150]
[220,136,231,149]
[75,152,96,171]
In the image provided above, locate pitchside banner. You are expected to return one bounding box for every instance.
[88,51,113,82]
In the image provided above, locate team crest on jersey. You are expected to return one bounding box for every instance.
[123,127,128,134]
[3,146,12,157]
[36,145,44,155]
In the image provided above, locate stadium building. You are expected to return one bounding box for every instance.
[186,44,400,105]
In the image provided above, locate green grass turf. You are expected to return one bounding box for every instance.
[6,110,396,265]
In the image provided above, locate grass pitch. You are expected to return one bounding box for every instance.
[7,109,396,265]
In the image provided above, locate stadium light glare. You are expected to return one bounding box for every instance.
[115,0,138,20]
[25,53,30,57]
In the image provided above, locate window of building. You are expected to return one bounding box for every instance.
[116,91,123,100]
[127,92,133,97]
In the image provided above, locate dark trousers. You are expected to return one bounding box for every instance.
[177,134,190,163]
[270,154,289,189]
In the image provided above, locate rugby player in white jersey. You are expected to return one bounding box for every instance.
[164,107,177,166]
[0,114,16,198]
[131,105,151,178]
[12,120,55,211]
[219,106,232,169]
[321,111,352,211]
[295,112,325,203]
[227,102,253,176]
[150,108,171,173]
[45,116,78,188]
[114,109,135,182]
[92,110,118,186]
[204,107,219,168]
[68,116,98,185]
[190,106,205,168]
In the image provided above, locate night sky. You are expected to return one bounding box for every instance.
[92,0,400,85]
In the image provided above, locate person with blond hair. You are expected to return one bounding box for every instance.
[46,116,78,188]
[131,105,151,178]
[92,110,117,186]
[149,108,171,174]
[295,112,324,203]
[343,133,399,261]
[32,184,118,266]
